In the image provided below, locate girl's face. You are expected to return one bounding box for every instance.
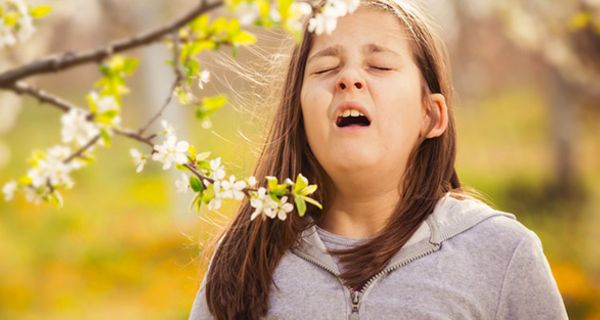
[301,6,435,187]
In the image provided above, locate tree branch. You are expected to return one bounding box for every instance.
[10,81,73,112]
[63,134,101,163]
[0,0,223,87]
[6,79,261,198]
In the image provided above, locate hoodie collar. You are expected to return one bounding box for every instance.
[290,193,516,276]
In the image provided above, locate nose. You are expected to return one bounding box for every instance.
[336,68,365,92]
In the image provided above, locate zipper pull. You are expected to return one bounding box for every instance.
[349,290,361,320]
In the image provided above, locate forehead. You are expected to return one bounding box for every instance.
[307,5,411,58]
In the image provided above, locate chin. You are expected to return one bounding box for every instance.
[326,147,380,171]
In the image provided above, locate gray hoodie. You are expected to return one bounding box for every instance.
[189,194,568,319]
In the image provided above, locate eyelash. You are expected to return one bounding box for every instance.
[315,66,392,74]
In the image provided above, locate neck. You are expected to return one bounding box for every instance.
[318,177,401,239]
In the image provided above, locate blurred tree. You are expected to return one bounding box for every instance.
[448,0,600,199]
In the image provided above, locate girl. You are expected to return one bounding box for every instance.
[190,0,568,319]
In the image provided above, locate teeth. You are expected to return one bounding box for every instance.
[340,108,365,118]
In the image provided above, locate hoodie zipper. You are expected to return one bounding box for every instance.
[294,242,441,320]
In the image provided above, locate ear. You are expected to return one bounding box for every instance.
[421,93,449,139]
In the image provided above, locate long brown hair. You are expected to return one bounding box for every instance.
[204,0,461,318]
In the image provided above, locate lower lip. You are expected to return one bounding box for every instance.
[335,124,371,132]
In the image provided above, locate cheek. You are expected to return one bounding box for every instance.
[301,82,332,134]
[376,81,424,144]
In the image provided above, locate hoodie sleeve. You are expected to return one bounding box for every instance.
[494,230,568,320]
[188,273,214,320]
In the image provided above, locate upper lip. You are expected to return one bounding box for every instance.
[334,101,372,124]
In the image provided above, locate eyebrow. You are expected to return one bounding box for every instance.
[306,43,400,64]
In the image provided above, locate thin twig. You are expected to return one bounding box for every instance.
[0,0,223,87]
[8,81,157,148]
[63,134,101,163]
[10,81,72,112]
[114,128,156,148]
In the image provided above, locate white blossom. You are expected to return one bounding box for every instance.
[250,187,278,220]
[161,119,175,136]
[195,151,211,161]
[175,173,190,193]
[90,92,121,128]
[234,1,260,26]
[0,23,17,47]
[286,2,313,33]
[207,197,222,210]
[90,92,119,113]
[151,134,189,170]
[24,187,42,205]
[0,0,36,48]
[197,70,210,90]
[27,145,80,189]
[2,180,17,201]
[220,175,246,200]
[247,176,257,187]
[61,108,100,147]
[308,0,360,35]
[209,157,226,180]
[308,10,338,35]
[274,196,294,220]
[201,119,212,129]
[207,180,224,210]
[129,148,146,173]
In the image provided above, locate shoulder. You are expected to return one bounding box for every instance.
[431,195,536,247]
[434,196,544,262]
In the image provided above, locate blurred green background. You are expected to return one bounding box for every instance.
[1,0,599,319]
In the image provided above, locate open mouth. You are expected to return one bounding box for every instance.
[336,113,371,128]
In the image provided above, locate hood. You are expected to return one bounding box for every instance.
[290,193,516,276]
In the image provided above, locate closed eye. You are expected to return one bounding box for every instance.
[371,66,392,71]
[315,68,337,75]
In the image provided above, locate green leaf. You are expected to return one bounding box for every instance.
[300,184,317,196]
[293,173,308,193]
[303,195,323,209]
[196,95,228,120]
[4,12,18,27]
[184,58,200,78]
[188,145,197,160]
[231,31,257,46]
[188,40,215,56]
[266,176,278,190]
[189,192,203,212]
[189,14,210,36]
[19,175,33,185]
[276,0,292,20]
[209,17,227,35]
[29,5,52,19]
[226,19,241,38]
[190,176,204,193]
[200,95,227,112]
[197,160,211,172]
[48,190,64,208]
[99,128,112,147]
[257,0,271,18]
[202,184,215,204]
[122,57,139,75]
[174,86,191,105]
[294,194,307,216]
